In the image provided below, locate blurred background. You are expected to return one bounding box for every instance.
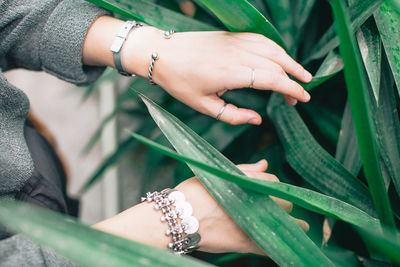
[4,69,105,224]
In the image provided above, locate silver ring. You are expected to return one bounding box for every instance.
[216,103,228,121]
[250,68,255,88]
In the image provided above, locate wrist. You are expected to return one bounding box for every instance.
[122,26,167,81]
[93,202,170,249]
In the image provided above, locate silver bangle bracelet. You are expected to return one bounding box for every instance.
[141,188,200,254]
[147,29,175,85]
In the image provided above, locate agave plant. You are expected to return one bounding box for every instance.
[1,0,400,266]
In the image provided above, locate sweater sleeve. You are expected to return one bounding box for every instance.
[0,0,111,86]
[0,235,78,267]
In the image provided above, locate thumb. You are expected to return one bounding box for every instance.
[237,159,268,172]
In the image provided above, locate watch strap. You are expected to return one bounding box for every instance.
[110,20,142,76]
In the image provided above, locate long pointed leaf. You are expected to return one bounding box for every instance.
[126,130,380,231]
[330,0,395,228]
[356,18,382,101]
[303,50,343,91]
[196,0,286,49]
[335,100,362,176]
[263,0,294,50]
[306,0,383,63]
[370,57,400,197]
[374,2,400,97]
[135,91,334,267]
[267,93,375,216]
[86,0,218,31]
[0,200,211,267]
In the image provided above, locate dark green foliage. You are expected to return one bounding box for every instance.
[1,0,399,266]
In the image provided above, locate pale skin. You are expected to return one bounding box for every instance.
[93,160,309,255]
[83,15,311,254]
[82,16,312,126]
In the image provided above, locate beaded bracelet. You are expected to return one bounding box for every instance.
[141,188,201,254]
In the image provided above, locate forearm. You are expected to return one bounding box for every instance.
[92,202,171,249]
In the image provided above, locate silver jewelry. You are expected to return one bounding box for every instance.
[148,52,158,84]
[163,29,175,39]
[147,30,175,84]
[216,103,228,121]
[141,189,201,254]
[110,20,143,76]
[250,68,255,88]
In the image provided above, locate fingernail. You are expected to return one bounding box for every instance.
[257,159,267,164]
[248,117,260,125]
[304,70,313,81]
[303,91,311,101]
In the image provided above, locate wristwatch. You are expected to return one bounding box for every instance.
[110,20,143,76]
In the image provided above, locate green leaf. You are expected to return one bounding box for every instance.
[267,93,376,216]
[370,57,400,197]
[388,0,400,12]
[292,0,316,44]
[358,227,400,265]
[0,200,211,267]
[196,0,286,49]
[302,50,343,91]
[356,18,382,101]
[330,0,395,228]
[300,103,341,145]
[374,2,400,96]
[135,91,334,267]
[306,0,383,63]
[263,0,294,50]
[335,100,362,176]
[85,0,218,31]
[79,138,139,195]
[126,129,380,231]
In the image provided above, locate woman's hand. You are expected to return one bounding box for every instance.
[83,17,312,125]
[176,159,309,255]
[93,160,309,255]
[124,27,312,125]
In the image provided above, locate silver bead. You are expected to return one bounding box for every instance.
[168,242,174,249]
[152,52,158,60]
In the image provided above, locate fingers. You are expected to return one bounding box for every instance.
[243,67,311,103]
[233,33,312,83]
[179,1,196,17]
[228,59,310,103]
[271,196,293,212]
[238,169,294,212]
[284,95,298,106]
[235,162,310,232]
[200,95,262,125]
[292,217,310,232]
[237,159,268,172]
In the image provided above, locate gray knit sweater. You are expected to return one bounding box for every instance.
[0,0,109,265]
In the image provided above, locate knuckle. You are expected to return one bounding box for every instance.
[268,74,282,87]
